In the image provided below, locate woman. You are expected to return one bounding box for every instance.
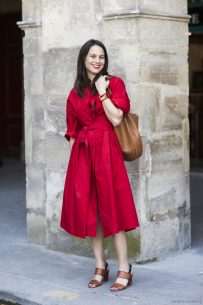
[60,39,140,292]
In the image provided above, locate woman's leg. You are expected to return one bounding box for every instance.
[89,216,107,286]
[111,231,131,287]
[90,217,106,268]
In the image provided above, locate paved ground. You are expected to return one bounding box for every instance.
[0,159,203,305]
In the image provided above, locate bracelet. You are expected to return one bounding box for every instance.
[99,92,107,99]
[99,92,109,102]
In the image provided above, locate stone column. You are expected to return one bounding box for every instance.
[18,0,46,245]
[100,0,190,260]
[42,0,102,254]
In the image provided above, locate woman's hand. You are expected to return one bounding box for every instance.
[95,75,110,96]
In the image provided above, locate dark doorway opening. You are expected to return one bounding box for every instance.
[0,1,23,160]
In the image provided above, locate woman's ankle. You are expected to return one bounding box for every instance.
[118,262,130,272]
[96,259,107,269]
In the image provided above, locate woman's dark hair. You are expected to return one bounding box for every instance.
[74,39,109,97]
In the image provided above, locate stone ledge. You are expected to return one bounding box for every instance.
[103,9,191,23]
[17,19,42,29]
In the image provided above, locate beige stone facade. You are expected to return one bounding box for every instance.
[18,0,191,262]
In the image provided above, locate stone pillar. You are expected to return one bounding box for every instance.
[18,0,46,245]
[100,0,190,260]
[42,0,102,254]
[20,0,190,261]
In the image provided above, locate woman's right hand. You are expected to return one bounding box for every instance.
[95,75,110,96]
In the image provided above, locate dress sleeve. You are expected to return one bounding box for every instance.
[64,99,80,141]
[109,77,130,116]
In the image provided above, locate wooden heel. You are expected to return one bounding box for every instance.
[103,269,109,281]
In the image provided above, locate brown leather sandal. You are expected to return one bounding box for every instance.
[110,263,133,292]
[88,262,109,288]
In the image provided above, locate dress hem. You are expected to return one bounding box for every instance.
[60,224,140,239]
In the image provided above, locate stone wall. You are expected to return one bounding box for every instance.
[19,0,190,262]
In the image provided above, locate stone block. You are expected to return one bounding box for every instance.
[31,95,45,128]
[23,55,43,95]
[150,133,182,163]
[46,229,93,256]
[178,204,191,250]
[45,133,69,171]
[103,18,188,49]
[137,0,188,15]
[44,106,66,135]
[147,164,186,200]
[102,18,139,46]
[42,0,101,51]
[24,95,33,166]
[46,170,65,210]
[45,95,67,108]
[102,0,187,15]
[22,0,42,24]
[27,212,46,245]
[139,217,180,260]
[139,56,187,87]
[149,182,188,217]
[161,95,188,131]
[26,165,46,209]
[43,48,78,95]
[108,45,141,84]
[23,27,42,56]
[182,119,190,173]
[139,19,188,48]
[32,126,45,165]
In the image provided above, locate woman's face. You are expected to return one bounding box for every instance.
[85,45,105,80]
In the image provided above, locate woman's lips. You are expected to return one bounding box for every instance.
[92,65,100,69]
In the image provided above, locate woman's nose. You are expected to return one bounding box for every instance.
[94,57,100,63]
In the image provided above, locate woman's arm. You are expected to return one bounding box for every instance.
[95,75,123,127]
[101,98,123,127]
[70,137,75,150]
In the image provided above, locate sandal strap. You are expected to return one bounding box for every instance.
[88,279,101,287]
[117,270,132,280]
[94,262,108,276]
[111,282,126,290]
[95,268,106,276]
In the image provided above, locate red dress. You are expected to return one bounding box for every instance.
[60,76,140,238]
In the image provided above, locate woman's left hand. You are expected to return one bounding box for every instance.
[95,75,110,96]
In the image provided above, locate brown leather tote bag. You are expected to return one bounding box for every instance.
[114,113,143,161]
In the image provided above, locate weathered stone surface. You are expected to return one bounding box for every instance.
[27,212,46,245]
[42,0,101,51]
[45,134,69,171]
[32,126,45,165]
[24,94,33,166]
[26,166,46,209]
[139,218,180,260]
[102,0,187,15]
[22,0,42,23]
[162,95,189,131]
[150,133,183,163]
[23,55,43,95]
[149,181,189,217]
[44,106,66,135]
[43,49,78,96]
[23,27,42,56]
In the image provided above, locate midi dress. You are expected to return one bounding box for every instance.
[60,76,140,239]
